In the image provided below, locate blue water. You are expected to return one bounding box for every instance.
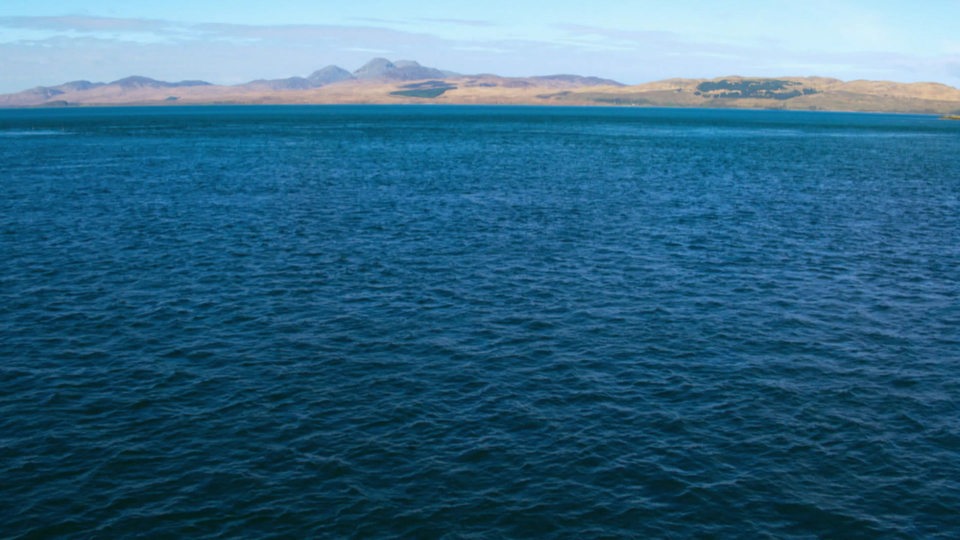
[1,106,959,538]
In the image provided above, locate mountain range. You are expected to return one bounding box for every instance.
[3,58,960,114]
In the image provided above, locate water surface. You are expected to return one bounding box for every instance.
[1,106,959,538]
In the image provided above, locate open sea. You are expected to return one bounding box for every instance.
[1,105,958,538]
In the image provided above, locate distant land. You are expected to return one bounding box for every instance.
[4,58,960,114]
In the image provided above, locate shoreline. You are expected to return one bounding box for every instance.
[0,101,953,117]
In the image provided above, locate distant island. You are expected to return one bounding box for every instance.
[3,57,960,115]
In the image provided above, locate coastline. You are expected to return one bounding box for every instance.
[5,71,960,115]
[1,100,958,117]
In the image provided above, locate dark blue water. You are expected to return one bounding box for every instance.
[2,106,959,538]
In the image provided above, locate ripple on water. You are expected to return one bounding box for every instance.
[1,106,959,538]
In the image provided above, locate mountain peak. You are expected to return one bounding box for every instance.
[354,58,397,80]
[307,65,354,86]
[351,58,448,81]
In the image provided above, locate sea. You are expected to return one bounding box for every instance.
[1,105,958,539]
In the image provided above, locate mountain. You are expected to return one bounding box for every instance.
[58,80,105,92]
[110,76,211,89]
[352,58,449,81]
[307,65,354,86]
[3,59,960,114]
[245,65,355,91]
[532,75,624,87]
[242,77,315,91]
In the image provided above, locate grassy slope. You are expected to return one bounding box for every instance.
[4,76,960,114]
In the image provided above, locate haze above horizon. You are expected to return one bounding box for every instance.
[2,0,959,93]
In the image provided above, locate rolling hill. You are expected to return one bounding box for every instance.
[3,58,960,114]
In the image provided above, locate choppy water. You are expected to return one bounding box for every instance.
[1,106,959,538]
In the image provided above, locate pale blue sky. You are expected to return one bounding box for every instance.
[2,0,959,92]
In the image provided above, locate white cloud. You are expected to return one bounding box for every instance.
[342,47,393,54]
[0,15,173,34]
[416,18,497,27]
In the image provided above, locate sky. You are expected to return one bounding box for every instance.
[2,0,959,93]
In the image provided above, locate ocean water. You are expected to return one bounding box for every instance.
[1,105,958,538]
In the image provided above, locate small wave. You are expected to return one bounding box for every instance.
[2,106,958,539]
[0,130,71,137]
